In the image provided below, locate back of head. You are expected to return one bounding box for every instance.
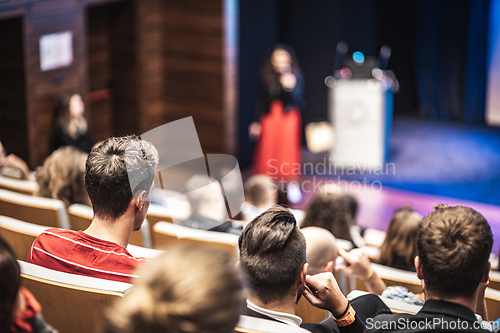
[379,206,421,268]
[417,205,493,298]
[238,205,306,304]
[37,146,89,207]
[103,244,243,333]
[301,190,354,242]
[244,174,276,208]
[0,234,21,332]
[301,227,338,275]
[85,136,158,220]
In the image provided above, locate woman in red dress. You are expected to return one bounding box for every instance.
[250,45,305,183]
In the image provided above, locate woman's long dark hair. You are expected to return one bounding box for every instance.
[0,235,21,332]
[259,44,301,88]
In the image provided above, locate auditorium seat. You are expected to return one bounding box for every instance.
[355,262,422,295]
[362,228,386,247]
[152,221,239,259]
[126,243,164,259]
[0,175,38,195]
[236,315,310,333]
[19,260,131,333]
[295,296,329,323]
[489,269,500,291]
[0,216,48,260]
[485,287,500,321]
[146,203,189,246]
[68,203,151,248]
[0,189,69,228]
[360,245,381,261]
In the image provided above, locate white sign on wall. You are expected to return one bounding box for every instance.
[39,30,73,71]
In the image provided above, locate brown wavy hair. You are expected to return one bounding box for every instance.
[301,191,354,243]
[37,146,89,207]
[378,206,421,268]
[103,244,243,333]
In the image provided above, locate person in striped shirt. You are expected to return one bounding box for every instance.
[28,135,159,283]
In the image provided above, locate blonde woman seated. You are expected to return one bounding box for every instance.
[378,206,421,272]
[36,146,90,207]
[103,244,244,333]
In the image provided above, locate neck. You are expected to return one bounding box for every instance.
[248,293,298,316]
[425,290,478,312]
[84,212,134,248]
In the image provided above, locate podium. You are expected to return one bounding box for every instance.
[329,79,393,169]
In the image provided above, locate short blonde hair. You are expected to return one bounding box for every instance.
[37,146,89,207]
[103,244,244,333]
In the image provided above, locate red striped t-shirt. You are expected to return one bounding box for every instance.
[28,229,147,283]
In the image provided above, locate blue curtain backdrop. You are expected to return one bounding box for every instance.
[416,0,491,124]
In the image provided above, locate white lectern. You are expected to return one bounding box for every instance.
[329,79,393,169]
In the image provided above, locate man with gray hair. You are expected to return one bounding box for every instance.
[29,135,158,283]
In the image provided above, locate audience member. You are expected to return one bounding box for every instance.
[53,94,94,153]
[378,206,421,272]
[301,188,363,247]
[0,141,33,181]
[242,174,277,220]
[103,244,243,333]
[0,234,56,333]
[28,136,158,283]
[36,146,89,207]
[301,227,338,276]
[238,205,388,332]
[179,174,242,235]
[365,205,493,332]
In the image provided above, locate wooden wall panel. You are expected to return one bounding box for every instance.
[0,0,237,167]
[162,0,227,154]
[0,17,28,162]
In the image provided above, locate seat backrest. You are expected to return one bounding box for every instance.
[0,216,48,260]
[489,269,500,291]
[153,221,239,259]
[485,287,500,321]
[19,261,132,333]
[67,203,150,247]
[0,176,38,195]
[146,203,189,246]
[0,189,69,228]
[355,263,422,295]
[362,228,386,247]
[295,296,328,324]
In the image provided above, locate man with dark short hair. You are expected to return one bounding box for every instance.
[238,205,385,333]
[29,135,158,283]
[365,205,493,332]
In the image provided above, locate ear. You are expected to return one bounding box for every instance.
[134,190,147,211]
[415,256,424,280]
[298,263,308,286]
[481,261,491,284]
[325,261,335,274]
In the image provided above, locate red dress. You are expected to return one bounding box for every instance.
[253,100,301,180]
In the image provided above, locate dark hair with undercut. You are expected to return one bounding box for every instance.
[417,205,493,298]
[84,135,158,220]
[238,205,306,304]
[0,234,21,332]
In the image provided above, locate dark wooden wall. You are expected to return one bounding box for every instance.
[0,0,237,168]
